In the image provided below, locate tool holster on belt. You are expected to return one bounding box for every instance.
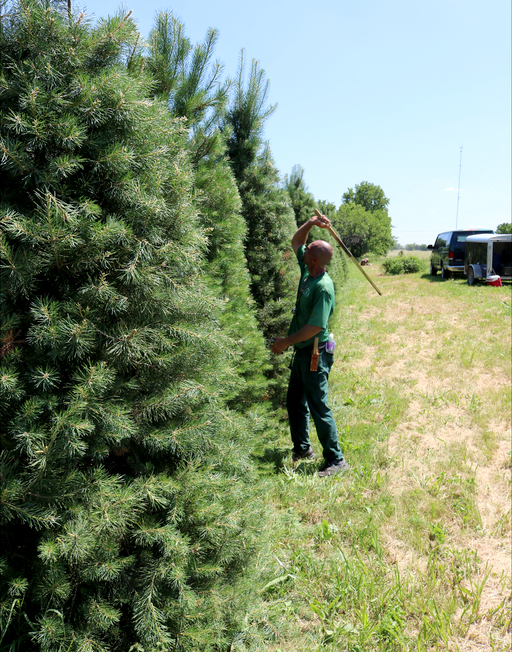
[310,337,319,372]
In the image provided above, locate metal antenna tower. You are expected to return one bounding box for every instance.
[455,146,463,228]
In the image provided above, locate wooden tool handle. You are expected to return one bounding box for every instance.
[310,336,319,371]
[314,209,383,296]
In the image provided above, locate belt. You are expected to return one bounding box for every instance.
[295,343,327,352]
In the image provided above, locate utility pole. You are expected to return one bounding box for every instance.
[455,146,463,228]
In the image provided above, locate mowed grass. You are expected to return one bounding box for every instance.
[254,258,511,651]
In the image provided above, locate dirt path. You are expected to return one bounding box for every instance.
[341,268,511,650]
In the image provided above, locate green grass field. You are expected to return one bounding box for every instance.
[254,259,511,651]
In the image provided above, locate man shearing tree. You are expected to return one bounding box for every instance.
[272,213,349,477]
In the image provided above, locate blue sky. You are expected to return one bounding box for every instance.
[79,0,511,246]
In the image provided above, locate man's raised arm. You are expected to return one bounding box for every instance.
[291,213,332,254]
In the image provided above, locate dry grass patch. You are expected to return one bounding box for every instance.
[337,266,510,647]
[354,266,511,650]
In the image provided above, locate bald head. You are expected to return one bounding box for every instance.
[308,240,333,267]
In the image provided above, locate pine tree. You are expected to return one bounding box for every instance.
[0,3,269,649]
[193,138,271,407]
[284,165,316,226]
[222,54,298,398]
[146,12,270,408]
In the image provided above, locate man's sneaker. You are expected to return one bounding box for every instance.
[318,458,350,477]
[292,446,316,461]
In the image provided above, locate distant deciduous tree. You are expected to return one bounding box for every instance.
[342,181,390,213]
[496,222,512,234]
[405,243,428,251]
[334,182,394,258]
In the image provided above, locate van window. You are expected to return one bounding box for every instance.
[435,233,450,248]
[453,234,470,252]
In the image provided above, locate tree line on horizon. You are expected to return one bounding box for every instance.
[0,2,393,649]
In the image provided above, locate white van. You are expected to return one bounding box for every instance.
[464,234,512,285]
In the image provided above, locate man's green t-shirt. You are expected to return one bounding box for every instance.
[288,245,335,349]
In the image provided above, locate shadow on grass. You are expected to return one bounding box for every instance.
[420,273,470,284]
[256,446,288,474]
[289,461,318,476]
[420,273,444,282]
[256,447,319,475]
[420,273,512,288]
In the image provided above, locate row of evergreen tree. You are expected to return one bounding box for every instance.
[0,2,388,649]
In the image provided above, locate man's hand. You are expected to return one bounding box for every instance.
[310,213,331,229]
[292,214,331,253]
[271,325,322,355]
[271,336,288,355]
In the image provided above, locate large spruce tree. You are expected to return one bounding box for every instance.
[0,3,268,650]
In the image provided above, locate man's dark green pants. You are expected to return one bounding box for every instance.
[287,346,343,463]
